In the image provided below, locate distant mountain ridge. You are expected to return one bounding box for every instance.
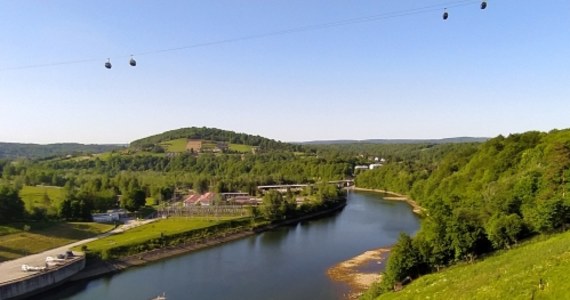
[298,137,489,145]
[0,142,124,159]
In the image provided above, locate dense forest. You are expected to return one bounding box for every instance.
[0,150,353,222]
[357,129,570,295]
[0,126,358,223]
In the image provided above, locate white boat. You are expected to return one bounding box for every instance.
[21,264,47,272]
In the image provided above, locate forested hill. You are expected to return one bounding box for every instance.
[356,128,570,295]
[130,127,302,152]
[300,137,488,145]
[0,142,123,159]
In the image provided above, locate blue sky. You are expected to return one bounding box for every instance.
[1,0,569,144]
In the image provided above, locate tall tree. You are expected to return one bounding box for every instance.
[0,185,25,223]
[260,190,285,220]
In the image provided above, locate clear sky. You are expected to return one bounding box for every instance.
[1,0,569,144]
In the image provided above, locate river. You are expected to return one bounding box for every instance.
[34,191,420,300]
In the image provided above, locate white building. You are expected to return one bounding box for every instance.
[369,163,383,170]
[92,209,128,223]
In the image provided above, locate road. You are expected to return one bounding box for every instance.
[0,219,156,284]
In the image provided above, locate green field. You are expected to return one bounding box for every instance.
[19,185,65,213]
[374,230,570,300]
[229,143,253,153]
[79,217,243,254]
[159,138,188,152]
[158,138,252,153]
[0,222,114,262]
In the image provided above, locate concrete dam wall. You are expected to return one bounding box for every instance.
[0,256,85,300]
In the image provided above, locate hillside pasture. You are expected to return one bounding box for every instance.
[159,138,188,153]
[78,216,250,259]
[158,138,252,154]
[229,143,253,153]
[81,217,234,253]
[373,231,570,300]
[19,185,65,215]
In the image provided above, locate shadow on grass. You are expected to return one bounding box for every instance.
[2,221,108,242]
[33,222,104,241]
[0,245,31,262]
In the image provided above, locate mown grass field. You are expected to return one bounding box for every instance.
[79,217,244,254]
[93,152,115,161]
[375,230,570,300]
[229,143,253,153]
[0,222,114,262]
[159,138,252,153]
[159,138,188,152]
[19,185,65,213]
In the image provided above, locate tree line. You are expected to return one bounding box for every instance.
[357,129,570,294]
[0,142,122,159]
[0,148,354,223]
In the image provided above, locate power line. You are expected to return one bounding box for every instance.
[0,0,483,72]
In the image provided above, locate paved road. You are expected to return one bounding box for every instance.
[0,219,156,284]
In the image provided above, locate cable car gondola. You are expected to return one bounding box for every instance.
[481,1,488,10]
[129,55,137,67]
[442,8,449,20]
[104,58,112,69]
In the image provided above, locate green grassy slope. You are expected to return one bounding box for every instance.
[159,138,188,152]
[19,185,65,214]
[79,217,243,254]
[376,231,570,300]
[229,143,253,153]
[159,138,253,153]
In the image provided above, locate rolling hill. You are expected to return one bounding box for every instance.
[130,127,302,152]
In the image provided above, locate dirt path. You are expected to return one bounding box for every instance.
[0,219,156,284]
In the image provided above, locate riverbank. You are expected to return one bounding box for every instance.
[325,187,423,299]
[70,201,347,282]
[70,230,256,281]
[351,187,425,216]
[328,247,391,299]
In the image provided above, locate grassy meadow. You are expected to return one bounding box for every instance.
[0,222,114,262]
[229,143,253,153]
[158,138,253,153]
[78,217,246,255]
[19,185,65,214]
[374,230,570,300]
[159,138,188,152]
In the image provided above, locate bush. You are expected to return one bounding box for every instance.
[486,213,523,249]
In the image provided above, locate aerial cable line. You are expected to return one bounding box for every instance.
[0,0,483,72]
[134,0,479,57]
